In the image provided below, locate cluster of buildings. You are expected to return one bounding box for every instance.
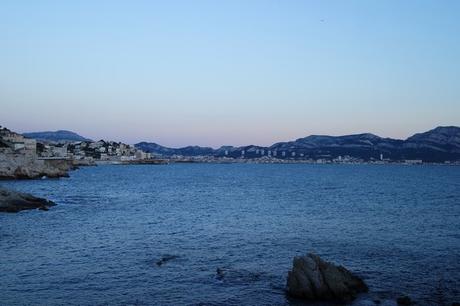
[167,154,371,164]
[0,126,152,165]
[3,125,454,166]
[166,152,433,165]
[65,140,151,163]
[0,127,37,155]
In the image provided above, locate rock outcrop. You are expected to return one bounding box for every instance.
[0,187,56,212]
[286,253,368,302]
[0,153,72,179]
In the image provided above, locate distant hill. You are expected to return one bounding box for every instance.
[23,130,92,142]
[135,126,460,162]
[405,126,460,149]
[135,142,214,157]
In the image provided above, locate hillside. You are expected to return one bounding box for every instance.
[23,130,92,142]
[135,126,460,162]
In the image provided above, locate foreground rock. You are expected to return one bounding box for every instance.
[0,187,56,212]
[286,253,368,302]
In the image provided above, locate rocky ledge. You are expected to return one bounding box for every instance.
[0,154,72,179]
[286,253,368,302]
[0,187,56,212]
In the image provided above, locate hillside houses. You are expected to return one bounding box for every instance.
[0,126,151,163]
[0,127,36,155]
[66,140,151,161]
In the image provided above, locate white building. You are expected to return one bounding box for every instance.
[135,150,151,160]
[52,145,68,157]
[405,159,422,164]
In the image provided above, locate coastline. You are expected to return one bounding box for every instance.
[145,157,460,166]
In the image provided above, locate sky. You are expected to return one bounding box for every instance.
[1,0,459,147]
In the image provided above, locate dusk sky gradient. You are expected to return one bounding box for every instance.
[1,0,459,147]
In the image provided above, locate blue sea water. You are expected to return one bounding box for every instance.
[0,164,459,305]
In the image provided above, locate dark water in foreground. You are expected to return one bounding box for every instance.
[1,164,459,305]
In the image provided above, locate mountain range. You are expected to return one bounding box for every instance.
[21,126,460,162]
[135,126,460,162]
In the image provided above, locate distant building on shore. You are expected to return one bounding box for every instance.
[404,159,423,164]
[135,150,151,160]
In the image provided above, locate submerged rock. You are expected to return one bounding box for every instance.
[396,295,412,305]
[216,267,226,280]
[0,187,56,212]
[214,266,270,285]
[156,254,179,266]
[286,253,368,302]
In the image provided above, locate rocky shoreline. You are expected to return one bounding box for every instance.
[0,154,73,179]
[0,187,56,212]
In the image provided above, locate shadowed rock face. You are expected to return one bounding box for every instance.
[0,154,72,179]
[286,253,368,302]
[0,187,56,212]
[22,130,92,142]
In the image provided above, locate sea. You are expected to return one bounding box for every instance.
[1,163,459,305]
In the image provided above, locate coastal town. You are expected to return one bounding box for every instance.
[0,126,162,179]
[1,124,460,180]
[0,127,155,163]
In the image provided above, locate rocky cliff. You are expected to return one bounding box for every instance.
[0,153,72,179]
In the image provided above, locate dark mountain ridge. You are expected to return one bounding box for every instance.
[136,126,460,162]
[23,130,92,142]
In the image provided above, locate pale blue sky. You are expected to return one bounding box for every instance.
[1,0,459,147]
